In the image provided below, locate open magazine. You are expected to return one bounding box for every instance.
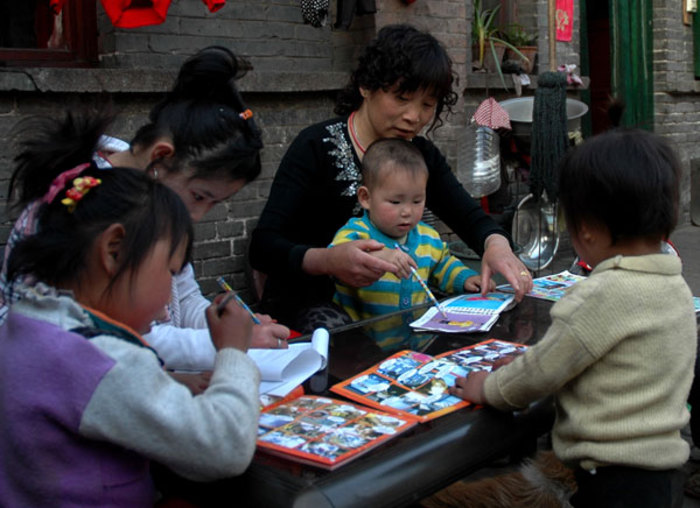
[256,395,416,470]
[330,339,527,423]
[248,328,329,397]
[498,270,586,302]
[409,292,515,333]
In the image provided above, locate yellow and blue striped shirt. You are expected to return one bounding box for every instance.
[331,211,477,323]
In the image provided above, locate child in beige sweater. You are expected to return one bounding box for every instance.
[450,128,696,508]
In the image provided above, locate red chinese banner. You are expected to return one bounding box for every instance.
[556,0,573,42]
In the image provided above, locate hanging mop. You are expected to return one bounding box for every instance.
[512,0,567,272]
[529,0,568,204]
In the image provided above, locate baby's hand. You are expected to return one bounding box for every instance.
[206,294,253,352]
[449,371,489,404]
[373,247,416,280]
[464,274,496,293]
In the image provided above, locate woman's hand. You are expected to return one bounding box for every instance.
[305,240,398,287]
[206,293,254,353]
[250,313,291,349]
[449,371,489,404]
[463,274,496,293]
[480,234,533,301]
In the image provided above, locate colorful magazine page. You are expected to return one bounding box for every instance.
[330,339,527,423]
[259,384,305,411]
[409,292,515,333]
[256,395,416,470]
[498,270,586,302]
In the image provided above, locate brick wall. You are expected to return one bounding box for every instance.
[652,0,700,224]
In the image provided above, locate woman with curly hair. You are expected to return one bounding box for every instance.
[250,24,532,332]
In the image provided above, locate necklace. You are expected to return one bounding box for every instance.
[348,111,366,154]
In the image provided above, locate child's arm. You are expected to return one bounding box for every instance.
[81,300,262,481]
[449,356,516,404]
[169,371,212,395]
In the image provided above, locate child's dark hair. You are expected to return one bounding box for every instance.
[7,109,115,211]
[362,138,428,189]
[558,128,680,244]
[8,167,193,293]
[334,24,458,134]
[7,46,262,212]
[132,45,263,183]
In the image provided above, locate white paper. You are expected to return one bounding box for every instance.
[247,328,329,397]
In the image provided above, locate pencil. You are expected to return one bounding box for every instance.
[215,291,237,315]
[216,276,261,324]
[395,245,448,319]
[409,266,449,319]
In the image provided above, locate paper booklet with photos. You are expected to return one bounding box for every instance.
[256,395,417,470]
[498,270,586,302]
[409,292,516,333]
[330,339,528,424]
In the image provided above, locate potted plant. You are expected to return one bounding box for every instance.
[502,23,538,74]
[472,0,528,89]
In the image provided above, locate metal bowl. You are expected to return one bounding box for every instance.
[512,193,560,271]
[499,97,589,138]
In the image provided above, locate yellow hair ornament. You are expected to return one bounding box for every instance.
[61,176,102,213]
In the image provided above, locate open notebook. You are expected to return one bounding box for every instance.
[248,328,329,397]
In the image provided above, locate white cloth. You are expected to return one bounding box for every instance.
[145,263,218,372]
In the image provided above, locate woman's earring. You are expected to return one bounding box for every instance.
[152,168,159,180]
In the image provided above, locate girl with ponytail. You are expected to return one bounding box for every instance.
[3,46,289,379]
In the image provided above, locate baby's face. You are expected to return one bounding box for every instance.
[363,168,427,239]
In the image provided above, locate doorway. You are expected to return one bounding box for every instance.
[581,0,654,134]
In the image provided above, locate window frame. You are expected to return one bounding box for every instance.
[0,0,98,68]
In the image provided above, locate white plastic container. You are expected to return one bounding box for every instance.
[457,125,501,198]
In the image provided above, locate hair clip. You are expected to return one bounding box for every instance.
[239,109,253,120]
[43,163,91,204]
[61,176,102,213]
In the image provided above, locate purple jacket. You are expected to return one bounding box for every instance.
[0,312,154,507]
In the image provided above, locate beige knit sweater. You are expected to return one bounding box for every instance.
[484,254,697,471]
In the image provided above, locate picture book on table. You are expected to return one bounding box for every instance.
[330,339,528,423]
[498,270,586,302]
[409,292,516,333]
[256,395,416,470]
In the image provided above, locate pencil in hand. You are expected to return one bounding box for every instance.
[394,244,448,319]
[215,291,237,316]
[215,276,261,324]
[409,266,449,319]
